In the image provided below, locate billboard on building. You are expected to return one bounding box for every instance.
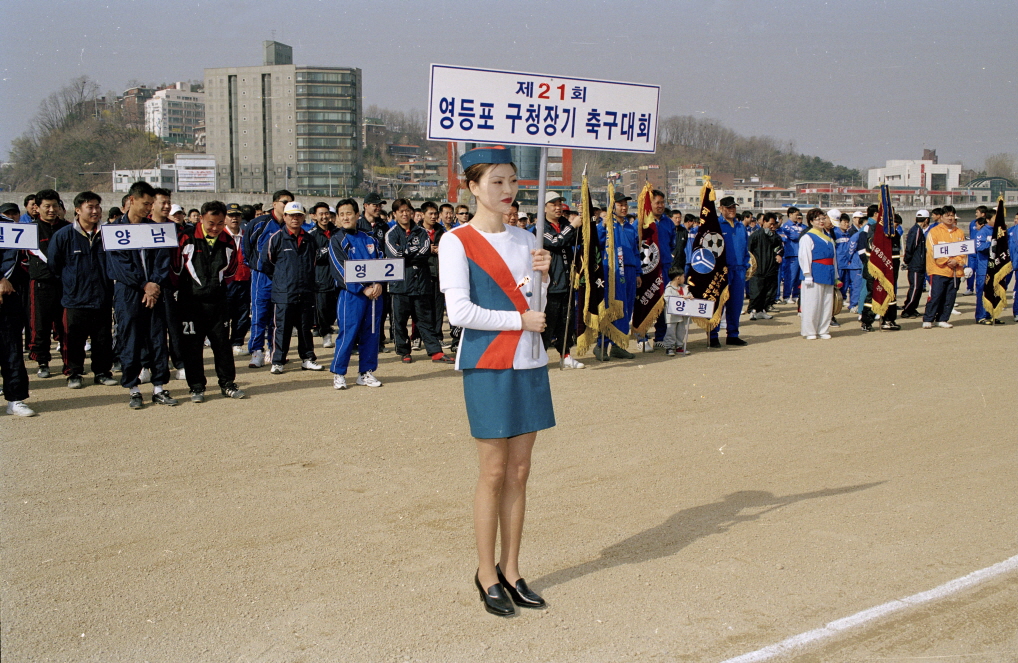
[175,155,217,192]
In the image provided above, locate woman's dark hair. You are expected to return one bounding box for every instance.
[806,208,826,224]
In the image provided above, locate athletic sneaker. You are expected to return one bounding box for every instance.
[665,348,676,356]
[411,338,422,350]
[922,322,933,329]
[748,311,757,320]
[356,372,382,387]
[190,390,205,404]
[610,345,635,359]
[937,321,953,328]
[951,308,961,316]
[829,317,840,327]
[322,334,334,348]
[6,401,37,417]
[756,312,774,320]
[233,345,243,356]
[562,355,585,369]
[152,391,179,406]
[638,339,654,352]
[37,363,50,379]
[270,364,284,374]
[431,352,455,364]
[67,375,84,389]
[220,383,245,399]
[401,355,413,364]
[248,350,265,368]
[881,321,901,331]
[139,367,152,383]
[301,359,324,371]
[94,373,119,386]
[333,375,348,390]
[128,392,144,409]
[819,334,832,340]
[805,335,818,340]
[176,368,187,381]
[976,318,993,326]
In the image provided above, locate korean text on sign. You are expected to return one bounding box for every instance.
[344,258,405,284]
[428,64,660,153]
[666,296,715,319]
[0,222,40,250]
[932,240,976,258]
[100,223,177,251]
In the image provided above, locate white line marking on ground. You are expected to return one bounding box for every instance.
[719,554,1018,663]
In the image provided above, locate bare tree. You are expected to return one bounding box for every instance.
[984,153,1016,181]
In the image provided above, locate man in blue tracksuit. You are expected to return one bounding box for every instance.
[105,181,178,409]
[778,207,805,302]
[48,191,118,389]
[971,216,993,323]
[833,213,856,306]
[846,212,868,311]
[710,196,750,348]
[650,189,675,344]
[595,192,640,360]
[1008,213,1018,321]
[964,206,987,294]
[261,202,323,373]
[243,189,293,367]
[328,198,384,390]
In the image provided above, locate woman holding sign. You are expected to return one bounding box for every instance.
[438,146,554,617]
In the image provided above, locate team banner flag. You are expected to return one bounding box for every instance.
[867,184,897,316]
[597,181,631,346]
[982,197,1012,320]
[574,174,621,355]
[632,182,665,335]
[685,177,729,330]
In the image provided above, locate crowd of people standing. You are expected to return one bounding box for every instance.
[1,184,1016,418]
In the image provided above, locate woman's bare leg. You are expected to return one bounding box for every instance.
[497,431,537,583]
[475,437,508,589]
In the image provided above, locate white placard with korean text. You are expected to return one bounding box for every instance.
[427,64,660,153]
[0,222,39,250]
[932,240,976,258]
[100,223,177,251]
[344,258,405,283]
[666,296,715,319]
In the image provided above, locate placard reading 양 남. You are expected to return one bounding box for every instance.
[100,223,178,251]
[344,258,405,284]
[427,64,660,153]
[932,240,976,258]
[0,222,40,250]
[666,296,715,319]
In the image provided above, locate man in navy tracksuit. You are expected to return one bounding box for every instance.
[384,198,452,364]
[260,202,323,373]
[710,196,750,348]
[243,189,293,367]
[26,189,71,379]
[901,210,931,318]
[328,198,384,389]
[174,201,246,402]
[779,207,805,302]
[308,203,339,348]
[651,190,676,345]
[106,181,178,408]
[223,204,251,352]
[833,214,856,306]
[47,191,117,389]
[1,244,35,416]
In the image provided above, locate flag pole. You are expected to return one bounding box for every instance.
[532,146,549,359]
[559,163,586,369]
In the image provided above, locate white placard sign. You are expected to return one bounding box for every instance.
[344,258,404,283]
[666,296,716,319]
[427,64,660,153]
[0,222,39,250]
[101,223,177,251]
[932,240,976,258]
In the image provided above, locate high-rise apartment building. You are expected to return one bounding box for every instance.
[145,83,205,146]
[204,41,362,194]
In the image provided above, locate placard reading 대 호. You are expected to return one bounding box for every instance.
[666,296,715,319]
[344,258,405,283]
[0,222,39,250]
[427,64,660,153]
[100,223,178,250]
[932,240,976,258]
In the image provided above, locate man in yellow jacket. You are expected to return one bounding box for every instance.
[922,205,971,329]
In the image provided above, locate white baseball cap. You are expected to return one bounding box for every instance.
[827,208,842,221]
[283,201,305,216]
[852,211,866,218]
[916,209,930,218]
[545,191,564,204]
[169,204,184,215]
[518,212,528,219]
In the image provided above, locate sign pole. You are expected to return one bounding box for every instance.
[532,146,549,358]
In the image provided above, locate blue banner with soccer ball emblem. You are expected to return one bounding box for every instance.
[685,177,729,330]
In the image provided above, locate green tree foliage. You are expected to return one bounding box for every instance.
[2,76,165,192]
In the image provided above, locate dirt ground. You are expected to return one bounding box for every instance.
[2,291,1016,663]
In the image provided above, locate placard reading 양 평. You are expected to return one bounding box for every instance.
[427,64,660,153]
[344,258,405,284]
[0,222,39,250]
[666,296,715,319]
[932,240,976,258]
[100,223,178,251]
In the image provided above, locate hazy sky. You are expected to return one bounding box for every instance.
[3,0,1015,171]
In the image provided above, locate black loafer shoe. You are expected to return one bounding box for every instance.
[708,339,722,349]
[725,337,748,346]
[496,564,546,608]
[475,571,514,617]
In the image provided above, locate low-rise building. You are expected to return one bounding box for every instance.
[145,83,206,146]
[868,159,961,191]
